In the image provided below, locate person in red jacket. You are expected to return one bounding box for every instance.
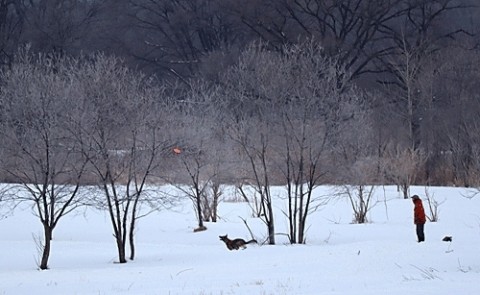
[412,195,426,242]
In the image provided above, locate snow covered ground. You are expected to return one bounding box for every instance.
[1,185,479,295]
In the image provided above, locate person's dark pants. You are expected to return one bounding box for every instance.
[416,223,425,242]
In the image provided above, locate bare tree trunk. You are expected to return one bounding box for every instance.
[115,236,127,264]
[129,212,137,261]
[0,51,91,270]
[265,199,275,245]
[211,182,220,222]
[196,190,204,229]
[401,182,409,199]
[129,225,135,260]
[261,155,275,245]
[39,224,52,270]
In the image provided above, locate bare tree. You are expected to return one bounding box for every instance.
[386,32,425,151]
[168,81,235,230]
[170,151,224,231]
[0,49,89,270]
[170,145,217,231]
[130,0,242,80]
[20,0,103,55]
[220,40,360,244]
[0,0,24,66]
[383,147,426,199]
[74,54,171,263]
[229,121,276,244]
[273,41,358,243]
[234,0,472,80]
[434,49,480,187]
[221,45,279,244]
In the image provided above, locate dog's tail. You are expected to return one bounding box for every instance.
[246,239,257,244]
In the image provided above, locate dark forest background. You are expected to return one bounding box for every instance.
[1,0,480,189]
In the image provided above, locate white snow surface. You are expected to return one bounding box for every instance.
[1,185,479,295]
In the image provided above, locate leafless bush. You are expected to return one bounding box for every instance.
[339,184,377,224]
[424,187,444,222]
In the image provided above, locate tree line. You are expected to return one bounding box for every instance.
[1,0,480,269]
[1,0,479,186]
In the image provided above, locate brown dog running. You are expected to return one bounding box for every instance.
[219,234,257,250]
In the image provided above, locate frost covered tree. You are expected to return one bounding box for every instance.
[74,54,172,263]
[272,41,359,242]
[220,43,278,245]
[335,91,379,223]
[0,50,89,270]
[220,40,361,244]
[167,80,237,230]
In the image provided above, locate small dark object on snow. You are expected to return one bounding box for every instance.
[442,236,452,242]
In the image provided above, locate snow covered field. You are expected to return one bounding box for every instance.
[1,185,479,295]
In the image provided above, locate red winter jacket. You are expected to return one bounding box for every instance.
[413,198,426,224]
